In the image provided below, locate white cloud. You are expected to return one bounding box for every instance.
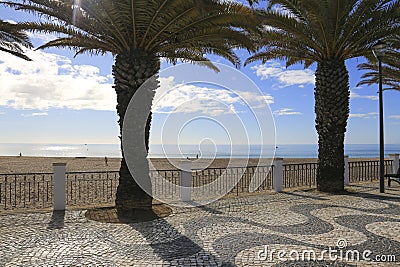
[218,0,241,3]
[26,31,59,43]
[4,20,17,25]
[0,112,5,115]
[350,91,378,101]
[251,61,315,88]
[273,108,302,116]
[390,115,400,119]
[0,47,274,117]
[21,112,48,117]
[0,49,115,111]
[152,76,274,116]
[349,112,378,119]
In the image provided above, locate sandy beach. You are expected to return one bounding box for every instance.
[0,156,383,174]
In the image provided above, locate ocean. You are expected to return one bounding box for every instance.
[0,143,399,159]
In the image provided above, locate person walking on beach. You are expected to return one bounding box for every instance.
[105,156,108,166]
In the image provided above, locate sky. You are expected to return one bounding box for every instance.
[0,5,399,146]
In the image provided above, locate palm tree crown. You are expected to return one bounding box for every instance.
[0,19,32,60]
[4,0,256,67]
[247,0,399,66]
[2,0,258,211]
[246,0,399,192]
[357,35,400,91]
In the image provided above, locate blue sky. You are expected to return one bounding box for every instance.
[0,6,399,146]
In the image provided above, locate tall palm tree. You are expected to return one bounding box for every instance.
[2,0,258,211]
[246,0,399,192]
[0,19,32,60]
[357,36,400,91]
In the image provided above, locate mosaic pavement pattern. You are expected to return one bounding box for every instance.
[0,183,399,266]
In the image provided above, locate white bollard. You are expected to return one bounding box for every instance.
[273,158,283,192]
[53,163,66,211]
[180,161,192,202]
[390,154,399,173]
[344,155,350,186]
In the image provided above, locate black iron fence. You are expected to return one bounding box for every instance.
[192,165,273,196]
[66,171,119,207]
[349,159,393,183]
[149,165,273,200]
[0,172,54,210]
[0,159,398,210]
[0,171,119,210]
[283,163,318,188]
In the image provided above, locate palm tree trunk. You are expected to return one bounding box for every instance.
[315,60,349,192]
[113,51,159,211]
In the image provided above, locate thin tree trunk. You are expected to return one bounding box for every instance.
[113,51,159,211]
[315,60,349,192]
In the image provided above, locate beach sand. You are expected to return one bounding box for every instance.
[0,156,382,174]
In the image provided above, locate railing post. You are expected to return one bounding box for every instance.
[389,154,399,173]
[344,155,349,186]
[53,163,66,210]
[180,160,192,202]
[273,158,283,192]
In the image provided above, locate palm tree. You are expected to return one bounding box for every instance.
[3,0,258,211]
[357,36,400,91]
[246,0,399,192]
[0,19,32,60]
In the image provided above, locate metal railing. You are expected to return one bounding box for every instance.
[0,171,119,210]
[193,165,273,196]
[349,159,393,183]
[149,165,273,199]
[283,163,317,188]
[0,158,398,211]
[0,172,54,210]
[233,165,273,194]
[66,171,119,207]
[150,169,180,198]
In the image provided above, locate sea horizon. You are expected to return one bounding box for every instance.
[0,143,399,159]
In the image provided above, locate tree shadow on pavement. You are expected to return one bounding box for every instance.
[47,210,65,229]
[125,207,227,264]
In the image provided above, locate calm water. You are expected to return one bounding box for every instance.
[0,143,399,158]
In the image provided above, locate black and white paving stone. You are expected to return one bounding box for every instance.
[0,183,399,266]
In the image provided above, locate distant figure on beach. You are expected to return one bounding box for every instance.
[19,152,22,157]
[105,156,108,166]
[196,154,199,159]
[186,156,190,160]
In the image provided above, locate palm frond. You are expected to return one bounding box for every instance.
[0,19,32,60]
[1,0,257,66]
[357,35,400,90]
[247,0,400,68]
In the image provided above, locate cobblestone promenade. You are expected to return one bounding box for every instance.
[0,183,399,266]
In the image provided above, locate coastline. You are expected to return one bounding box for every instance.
[0,156,385,174]
[1,143,399,159]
